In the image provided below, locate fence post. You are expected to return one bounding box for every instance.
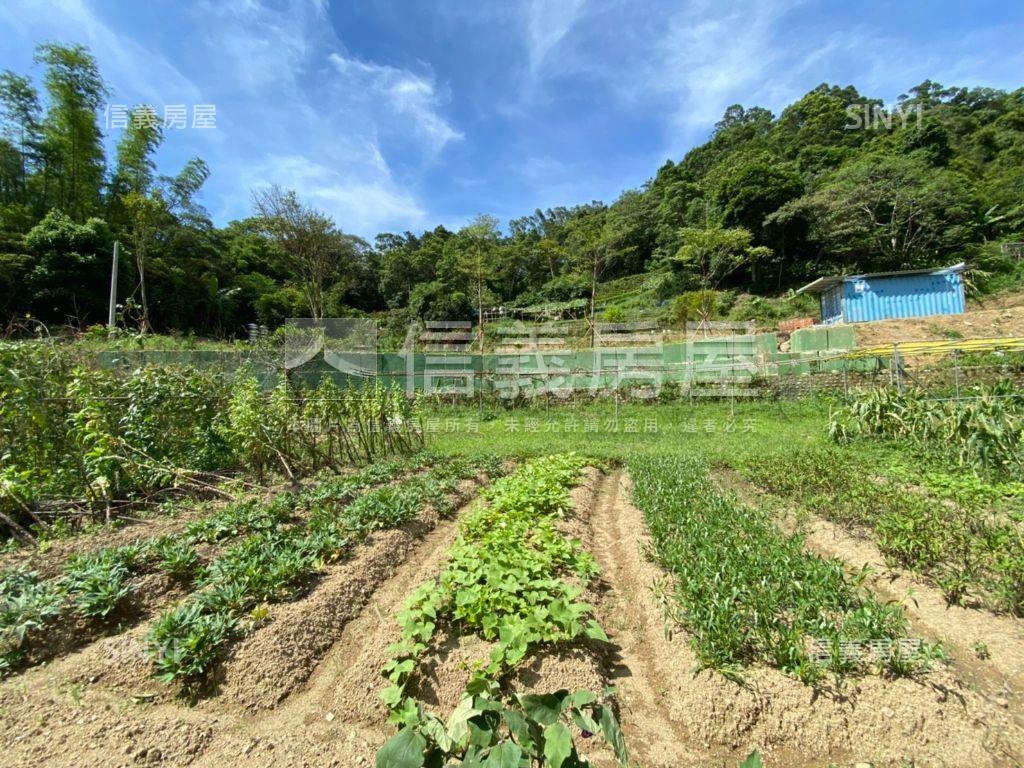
[953,349,961,402]
[843,362,849,401]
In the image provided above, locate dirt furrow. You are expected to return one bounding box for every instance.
[597,468,1024,768]
[716,468,1024,716]
[799,511,1024,709]
[0,480,485,768]
[588,469,715,768]
[190,489,482,765]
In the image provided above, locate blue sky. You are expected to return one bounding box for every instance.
[1,0,1022,238]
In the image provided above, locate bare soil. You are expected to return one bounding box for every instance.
[717,468,1024,719]
[0,481,483,767]
[852,300,1024,347]
[2,468,1022,767]
[597,469,1024,767]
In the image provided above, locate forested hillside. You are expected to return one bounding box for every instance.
[1,43,1022,337]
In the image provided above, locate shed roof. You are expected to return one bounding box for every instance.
[796,262,966,295]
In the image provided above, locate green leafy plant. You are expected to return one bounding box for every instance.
[830,386,1023,477]
[152,536,201,579]
[631,454,926,682]
[378,681,627,768]
[376,454,624,768]
[148,601,235,684]
[379,455,602,711]
[147,456,498,686]
[0,568,64,672]
[62,545,144,618]
[743,446,1024,615]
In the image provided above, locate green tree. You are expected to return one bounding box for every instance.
[34,43,107,220]
[672,226,770,331]
[0,70,42,206]
[452,214,500,349]
[111,107,162,199]
[252,185,366,320]
[375,227,449,308]
[772,153,981,272]
[23,209,111,325]
[565,206,635,346]
[110,108,165,331]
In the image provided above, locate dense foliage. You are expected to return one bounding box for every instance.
[2,44,1022,336]
[829,385,1024,475]
[0,341,423,542]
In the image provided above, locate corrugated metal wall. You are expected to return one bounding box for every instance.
[840,271,965,323]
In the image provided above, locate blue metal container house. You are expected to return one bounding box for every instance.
[796,263,967,324]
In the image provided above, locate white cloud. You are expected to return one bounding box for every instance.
[328,54,463,153]
[192,0,323,92]
[183,0,462,235]
[638,0,804,140]
[525,0,587,72]
[241,153,426,235]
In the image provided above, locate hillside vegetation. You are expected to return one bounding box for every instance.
[1,44,1022,337]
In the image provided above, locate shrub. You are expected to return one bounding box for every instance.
[670,290,720,323]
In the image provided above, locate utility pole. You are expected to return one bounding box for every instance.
[108,240,119,329]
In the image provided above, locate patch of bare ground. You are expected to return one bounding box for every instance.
[186,479,490,765]
[704,468,1024,766]
[196,466,618,767]
[851,300,1024,348]
[8,536,250,695]
[9,464,1020,768]
[215,479,482,712]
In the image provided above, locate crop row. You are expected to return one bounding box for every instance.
[377,454,628,768]
[0,452,440,674]
[629,455,937,684]
[145,454,499,687]
[742,446,1024,615]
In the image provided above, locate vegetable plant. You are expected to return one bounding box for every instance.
[630,454,931,682]
[376,454,624,768]
[378,680,627,768]
[0,568,63,671]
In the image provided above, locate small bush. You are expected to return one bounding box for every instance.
[149,602,235,684]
